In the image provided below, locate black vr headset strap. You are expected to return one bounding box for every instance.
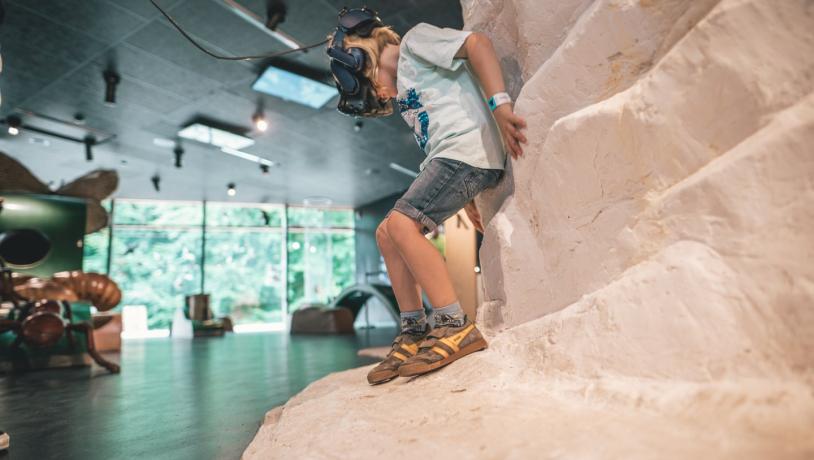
[328,7,386,116]
[327,29,359,70]
[331,59,359,95]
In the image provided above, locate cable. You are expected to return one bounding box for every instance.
[150,0,328,61]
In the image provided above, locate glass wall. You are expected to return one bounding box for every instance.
[204,203,285,325]
[82,200,354,331]
[286,207,355,310]
[110,200,203,330]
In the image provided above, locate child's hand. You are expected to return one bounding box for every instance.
[493,104,527,159]
[464,201,484,233]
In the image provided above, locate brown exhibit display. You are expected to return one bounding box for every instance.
[1,268,123,373]
[92,312,122,352]
[20,301,65,348]
[50,271,122,311]
[290,305,354,335]
[0,153,118,234]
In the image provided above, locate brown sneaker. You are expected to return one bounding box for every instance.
[366,332,425,385]
[398,321,488,377]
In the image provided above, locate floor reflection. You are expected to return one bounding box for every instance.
[0,328,397,460]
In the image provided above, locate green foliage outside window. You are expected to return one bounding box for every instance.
[110,228,202,329]
[205,229,285,324]
[113,200,202,225]
[82,200,355,329]
[288,207,354,228]
[82,228,109,274]
[206,203,284,227]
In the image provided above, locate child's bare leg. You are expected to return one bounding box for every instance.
[383,211,457,308]
[375,222,422,312]
[366,218,430,384]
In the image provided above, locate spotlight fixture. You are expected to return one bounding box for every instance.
[178,121,254,150]
[227,182,237,197]
[252,110,268,132]
[84,136,96,161]
[173,144,184,168]
[353,120,363,133]
[151,174,161,192]
[6,115,21,136]
[260,164,270,174]
[103,70,121,107]
[265,0,287,30]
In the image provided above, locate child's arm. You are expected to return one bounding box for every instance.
[456,33,527,159]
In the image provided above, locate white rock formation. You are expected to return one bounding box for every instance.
[244,1,814,458]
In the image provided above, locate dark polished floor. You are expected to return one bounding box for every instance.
[0,328,396,460]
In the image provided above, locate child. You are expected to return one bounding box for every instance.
[335,19,527,384]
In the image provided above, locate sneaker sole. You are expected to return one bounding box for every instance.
[367,369,399,385]
[398,338,488,377]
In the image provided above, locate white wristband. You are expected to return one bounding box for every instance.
[487,92,511,111]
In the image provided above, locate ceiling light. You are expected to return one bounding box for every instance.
[227,183,237,197]
[303,196,332,207]
[178,122,255,150]
[6,115,21,135]
[84,136,96,161]
[252,110,268,132]
[28,137,50,147]
[173,144,184,168]
[252,66,336,109]
[103,70,121,107]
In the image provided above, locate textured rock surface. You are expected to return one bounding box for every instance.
[244,1,814,458]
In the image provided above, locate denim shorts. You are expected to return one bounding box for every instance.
[390,157,503,234]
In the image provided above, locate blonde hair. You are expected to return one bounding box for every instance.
[328,26,401,96]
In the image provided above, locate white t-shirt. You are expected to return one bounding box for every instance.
[396,23,506,171]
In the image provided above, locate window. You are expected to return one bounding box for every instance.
[109,200,202,330]
[286,207,355,311]
[204,203,285,325]
[111,226,202,330]
[82,200,355,331]
[82,228,109,274]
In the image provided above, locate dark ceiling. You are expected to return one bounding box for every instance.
[0,0,463,207]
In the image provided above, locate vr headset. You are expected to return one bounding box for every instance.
[327,7,390,117]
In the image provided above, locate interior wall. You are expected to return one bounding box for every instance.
[442,210,478,319]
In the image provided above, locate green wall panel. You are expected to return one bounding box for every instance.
[0,193,86,276]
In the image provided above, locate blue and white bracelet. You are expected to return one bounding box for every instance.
[487,92,512,112]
